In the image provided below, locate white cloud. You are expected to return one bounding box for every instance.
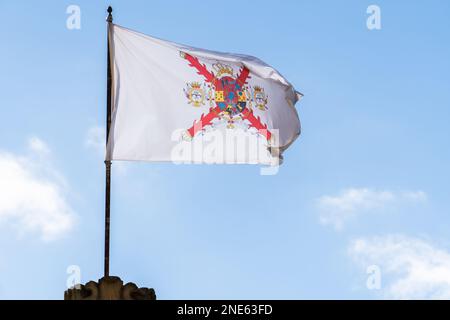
[85,125,105,157]
[402,191,427,202]
[349,235,450,299]
[0,137,76,241]
[316,188,427,230]
[28,136,50,155]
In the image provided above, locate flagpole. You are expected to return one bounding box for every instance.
[104,6,113,278]
[65,7,155,299]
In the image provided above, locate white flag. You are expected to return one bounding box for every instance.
[106,24,302,165]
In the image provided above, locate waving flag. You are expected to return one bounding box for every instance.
[106,24,302,165]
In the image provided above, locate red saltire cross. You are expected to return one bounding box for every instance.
[180,52,272,142]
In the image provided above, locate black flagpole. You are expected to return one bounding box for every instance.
[64,7,156,299]
[104,6,113,278]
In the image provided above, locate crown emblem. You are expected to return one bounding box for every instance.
[253,86,264,93]
[184,81,208,107]
[190,81,202,89]
[212,62,234,78]
[252,85,268,111]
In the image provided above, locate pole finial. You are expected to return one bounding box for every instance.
[107,6,113,22]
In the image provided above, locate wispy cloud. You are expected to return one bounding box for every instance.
[0,137,76,241]
[349,235,450,299]
[316,188,427,230]
[28,136,50,155]
[85,125,105,157]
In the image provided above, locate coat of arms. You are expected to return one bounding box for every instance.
[180,52,272,142]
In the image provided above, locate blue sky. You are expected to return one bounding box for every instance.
[1,0,450,299]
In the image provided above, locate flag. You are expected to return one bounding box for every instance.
[106,24,302,165]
